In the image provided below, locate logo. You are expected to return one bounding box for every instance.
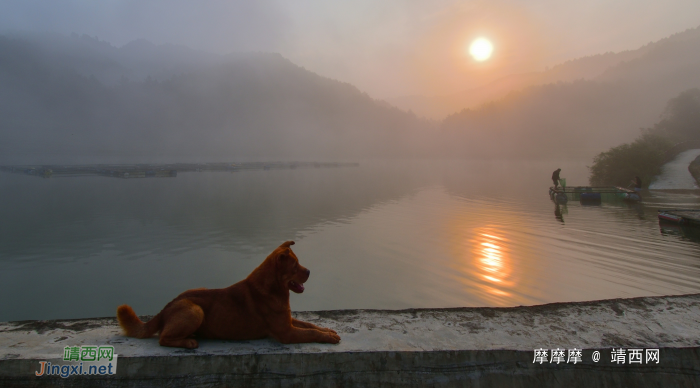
[35,346,118,378]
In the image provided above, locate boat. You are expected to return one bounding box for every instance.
[657,209,700,226]
[549,186,642,204]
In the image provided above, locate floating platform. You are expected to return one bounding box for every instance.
[658,209,700,226]
[0,162,359,179]
[549,186,641,204]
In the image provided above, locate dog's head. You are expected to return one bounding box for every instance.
[274,241,310,294]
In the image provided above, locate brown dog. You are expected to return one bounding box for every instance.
[117,241,340,348]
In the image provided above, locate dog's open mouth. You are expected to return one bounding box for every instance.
[288,281,305,293]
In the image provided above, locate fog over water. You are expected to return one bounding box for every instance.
[2,161,700,322]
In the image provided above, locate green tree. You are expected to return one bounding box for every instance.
[589,131,674,186]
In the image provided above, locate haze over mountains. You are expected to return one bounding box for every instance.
[1,26,700,163]
[0,33,433,163]
[441,26,700,159]
[392,27,700,120]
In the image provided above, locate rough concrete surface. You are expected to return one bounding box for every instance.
[650,148,700,189]
[2,294,700,387]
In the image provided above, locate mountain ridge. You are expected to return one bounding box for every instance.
[389,25,700,120]
[0,32,435,164]
[440,26,700,160]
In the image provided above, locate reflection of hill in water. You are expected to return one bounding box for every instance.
[0,165,432,263]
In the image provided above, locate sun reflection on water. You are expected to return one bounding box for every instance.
[472,227,513,302]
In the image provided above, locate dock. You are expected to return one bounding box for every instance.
[549,186,641,204]
[0,162,359,179]
[2,294,700,387]
[658,209,700,226]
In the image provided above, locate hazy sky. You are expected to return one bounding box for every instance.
[2,0,700,99]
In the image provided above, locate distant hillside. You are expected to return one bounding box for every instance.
[4,28,699,164]
[4,32,222,85]
[390,26,700,120]
[0,33,435,163]
[440,26,700,160]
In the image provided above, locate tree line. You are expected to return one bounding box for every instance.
[588,89,700,187]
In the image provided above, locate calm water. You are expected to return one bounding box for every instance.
[2,160,700,322]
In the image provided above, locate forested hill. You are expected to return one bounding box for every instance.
[391,26,700,120]
[0,33,435,163]
[441,26,700,160]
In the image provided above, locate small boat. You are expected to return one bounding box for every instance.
[658,209,700,226]
[549,186,642,203]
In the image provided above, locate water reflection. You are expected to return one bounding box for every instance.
[659,222,700,243]
[3,161,700,321]
[554,203,564,223]
[471,227,514,303]
[625,202,646,220]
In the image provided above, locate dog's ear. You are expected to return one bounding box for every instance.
[277,248,295,266]
[280,241,295,248]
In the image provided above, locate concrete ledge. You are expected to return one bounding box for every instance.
[2,294,700,387]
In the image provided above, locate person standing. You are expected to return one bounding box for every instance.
[552,168,562,188]
[631,176,642,192]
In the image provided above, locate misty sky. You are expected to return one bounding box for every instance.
[2,0,700,99]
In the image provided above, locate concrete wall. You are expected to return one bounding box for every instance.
[2,294,700,387]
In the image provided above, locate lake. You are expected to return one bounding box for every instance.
[2,160,700,322]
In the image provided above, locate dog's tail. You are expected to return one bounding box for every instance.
[116,305,162,339]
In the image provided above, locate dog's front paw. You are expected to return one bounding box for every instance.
[159,338,199,349]
[324,332,341,344]
[184,339,199,349]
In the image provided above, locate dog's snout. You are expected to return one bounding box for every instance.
[305,269,310,277]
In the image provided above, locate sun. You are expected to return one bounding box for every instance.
[469,38,493,62]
